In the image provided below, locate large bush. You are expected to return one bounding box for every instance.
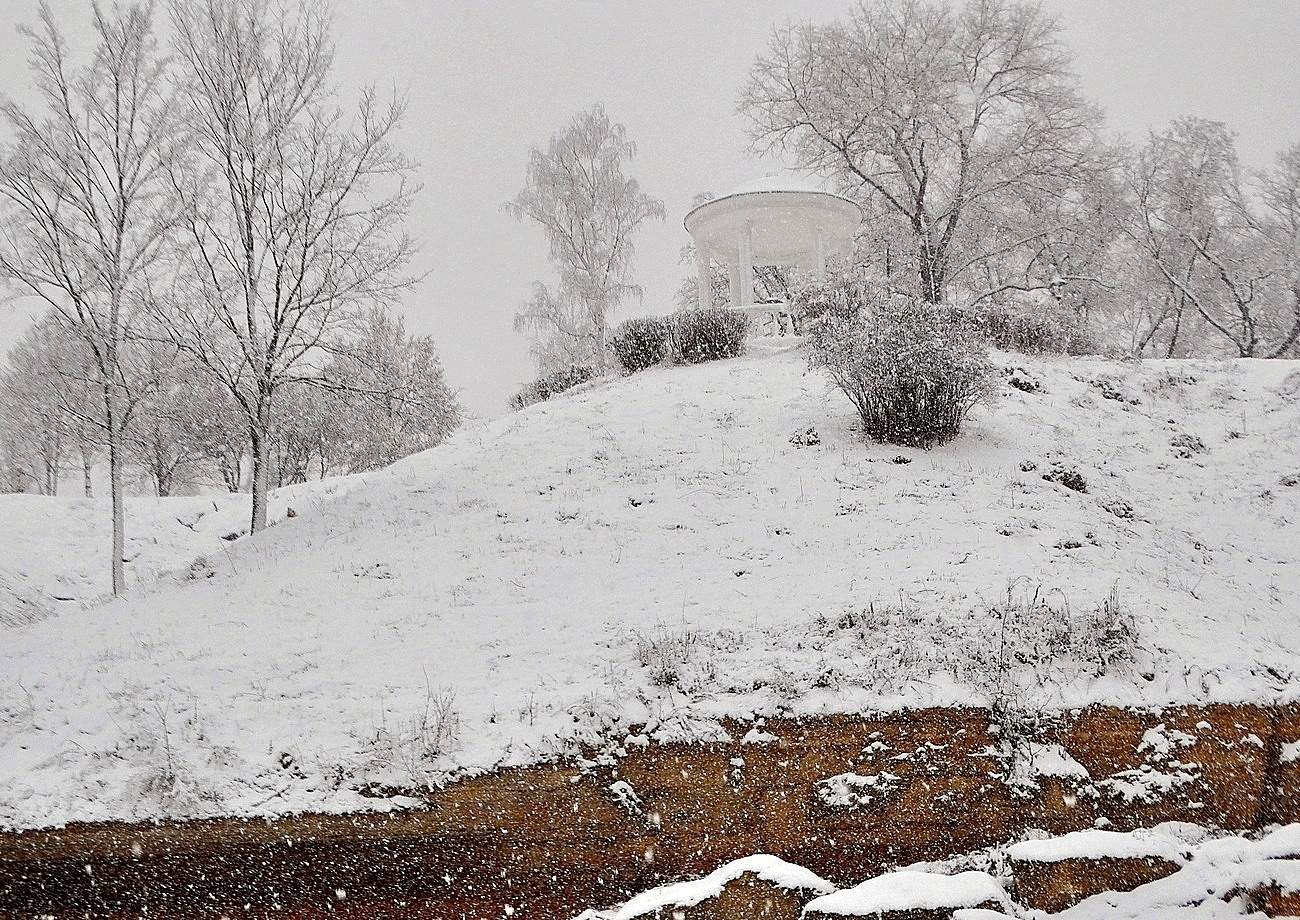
[808,292,997,448]
[509,364,597,410]
[610,316,670,373]
[669,309,749,364]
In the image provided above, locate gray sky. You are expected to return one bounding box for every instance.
[1,0,1298,416]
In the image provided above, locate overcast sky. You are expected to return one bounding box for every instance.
[1,0,1298,416]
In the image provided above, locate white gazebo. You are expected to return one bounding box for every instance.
[684,175,862,329]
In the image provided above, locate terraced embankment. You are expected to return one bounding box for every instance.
[3,703,1298,918]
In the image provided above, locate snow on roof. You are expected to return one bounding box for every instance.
[686,174,858,222]
[804,870,1004,915]
[723,173,836,196]
[594,854,835,919]
[1007,828,1186,864]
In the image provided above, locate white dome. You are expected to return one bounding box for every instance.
[684,174,862,269]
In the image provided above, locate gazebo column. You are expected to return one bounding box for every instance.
[696,247,714,310]
[737,222,754,306]
[814,226,827,280]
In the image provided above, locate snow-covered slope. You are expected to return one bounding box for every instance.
[0,476,366,625]
[2,344,1298,830]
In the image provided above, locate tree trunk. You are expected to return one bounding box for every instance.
[249,411,270,533]
[919,254,945,303]
[82,447,93,498]
[105,385,125,596]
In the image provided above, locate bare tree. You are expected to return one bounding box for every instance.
[0,2,177,593]
[0,316,105,497]
[0,322,67,495]
[163,0,420,532]
[1256,142,1300,357]
[741,0,1105,304]
[1125,118,1296,358]
[507,104,664,370]
[126,347,210,496]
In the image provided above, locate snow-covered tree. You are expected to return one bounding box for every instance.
[740,0,1106,305]
[1255,142,1300,357]
[0,3,177,591]
[323,308,461,473]
[512,280,607,372]
[125,349,211,496]
[188,376,249,493]
[507,104,664,370]
[162,0,420,532]
[1124,118,1298,358]
[0,321,68,495]
[266,383,332,487]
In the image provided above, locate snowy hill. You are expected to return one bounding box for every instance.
[0,476,366,625]
[2,343,1299,830]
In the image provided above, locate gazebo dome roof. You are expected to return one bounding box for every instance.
[684,174,862,268]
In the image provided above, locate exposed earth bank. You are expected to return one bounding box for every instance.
[3,703,1299,918]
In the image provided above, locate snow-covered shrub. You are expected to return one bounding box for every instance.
[807,291,997,448]
[121,698,234,818]
[971,304,1097,356]
[509,364,597,410]
[633,625,717,691]
[610,316,670,373]
[1042,463,1088,493]
[669,308,749,364]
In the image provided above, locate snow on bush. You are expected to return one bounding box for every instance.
[806,288,997,448]
[509,364,598,410]
[633,625,719,691]
[669,308,748,364]
[970,303,1097,356]
[610,316,670,373]
[584,854,835,920]
[1006,826,1187,864]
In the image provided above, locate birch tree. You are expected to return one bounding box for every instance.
[0,2,176,593]
[740,0,1104,304]
[507,104,664,370]
[163,0,420,532]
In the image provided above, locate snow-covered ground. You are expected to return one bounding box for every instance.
[0,476,366,625]
[2,343,1299,830]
